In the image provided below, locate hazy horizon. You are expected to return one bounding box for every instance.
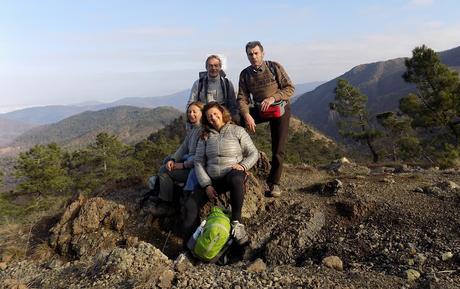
[1,0,460,113]
[0,80,326,114]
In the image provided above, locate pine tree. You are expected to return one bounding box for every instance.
[70,133,140,194]
[376,112,420,161]
[133,116,187,178]
[14,143,71,195]
[401,45,460,140]
[400,45,460,166]
[330,79,381,162]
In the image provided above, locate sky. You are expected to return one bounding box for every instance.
[1,0,459,113]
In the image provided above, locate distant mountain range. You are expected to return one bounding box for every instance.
[292,45,460,138]
[0,90,189,125]
[11,106,182,150]
[0,80,322,127]
[291,81,325,101]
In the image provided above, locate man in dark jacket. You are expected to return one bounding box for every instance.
[237,41,295,197]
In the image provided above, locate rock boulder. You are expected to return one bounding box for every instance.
[49,194,129,259]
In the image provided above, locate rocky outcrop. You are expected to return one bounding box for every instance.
[327,157,371,176]
[2,163,460,288]
[264,207,325,265]
[335,197,373,220]
[199,170,266,221]
[319,179,343,196]
[49,194,129,259]
[244,203,325,265]
[90,241,173,288]
[252,151,271,179]
[417,180,460,200]
[322,255,344,271]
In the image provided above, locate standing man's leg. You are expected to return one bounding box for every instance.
[268,103,291,196]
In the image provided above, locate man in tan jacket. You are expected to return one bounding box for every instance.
[237,41,295,197]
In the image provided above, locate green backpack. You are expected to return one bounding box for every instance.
[190,207,232,262]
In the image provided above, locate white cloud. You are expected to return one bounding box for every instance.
[58,25,195,47]
[269,24,460,84]
[2,16,460,110]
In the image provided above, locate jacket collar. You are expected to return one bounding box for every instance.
[209,122,230,134]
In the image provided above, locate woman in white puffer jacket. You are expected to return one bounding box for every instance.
[182,102,258,245]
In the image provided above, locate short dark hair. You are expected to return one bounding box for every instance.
[245,41,264,53]
[205,55,222,69]
[201,102,232,132]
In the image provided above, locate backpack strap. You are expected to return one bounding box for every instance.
[243,67,251,87]
[219,77,226,99]
[266,60,281,89]
[220,77,231,107]
[197,77,209,102]
[204,77,209,101]
[242,67,253,104]
[197,78,204,102]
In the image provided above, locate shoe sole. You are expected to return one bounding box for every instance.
[264,190,282,198]
[235,238,249,246]
[268,189,282,197]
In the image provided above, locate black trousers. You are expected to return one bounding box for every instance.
[157,166,190,202]
[249,102,291,186]
[181,169,246,239]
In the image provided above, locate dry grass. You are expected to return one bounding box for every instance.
[0,222,29,260]
[0,217,57,289]
[0,223,33,289]
[0,208,61,264]
[2,278,31,289]
[29,242,54,261]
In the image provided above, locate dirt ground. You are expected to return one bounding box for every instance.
[1,163,459,289]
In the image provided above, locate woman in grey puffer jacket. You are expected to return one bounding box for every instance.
[182,102,258,245]
[148,101,204,217]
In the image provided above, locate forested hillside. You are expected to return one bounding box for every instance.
[293,46,460,138]
[11,106,182,150]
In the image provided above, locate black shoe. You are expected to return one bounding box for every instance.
[148,202,175,217]
[139,189,160,208]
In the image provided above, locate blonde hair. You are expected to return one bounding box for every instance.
[186,101,205,124]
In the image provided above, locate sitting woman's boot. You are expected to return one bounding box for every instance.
[148,201,175,217]
[231,221,249,245]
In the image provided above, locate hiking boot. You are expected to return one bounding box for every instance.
[148,202,175,217]
[175,251,193,267]
[231,221,249,246]
[147,175,158,190]
[268,184,282,198]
